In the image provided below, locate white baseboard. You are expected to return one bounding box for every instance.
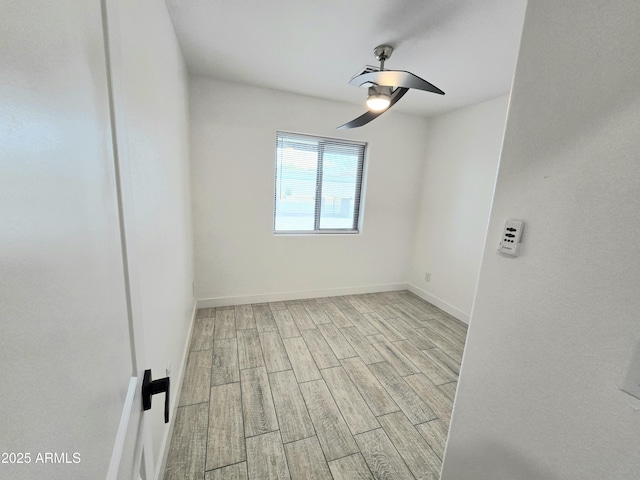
[155,300,198,480]
[197,283,410,308]
[407,284,471,324]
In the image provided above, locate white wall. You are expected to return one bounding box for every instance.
[114,0,194,473]
[189,77,429,305]
[441,1,640,478]
[0,2,135,478]
[409,96,508,322]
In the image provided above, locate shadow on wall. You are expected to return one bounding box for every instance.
[443,440,559,480]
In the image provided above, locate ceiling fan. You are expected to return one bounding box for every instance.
[337,45,445,129]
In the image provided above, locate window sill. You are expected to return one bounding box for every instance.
[273,230,360,236]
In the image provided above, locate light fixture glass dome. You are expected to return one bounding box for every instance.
[366,93,391,111]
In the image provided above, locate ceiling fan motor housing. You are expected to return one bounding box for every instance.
[368,85,392,96]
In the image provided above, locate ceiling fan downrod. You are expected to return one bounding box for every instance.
[374,44,393,71]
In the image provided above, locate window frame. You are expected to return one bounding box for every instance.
[273,131,367,235]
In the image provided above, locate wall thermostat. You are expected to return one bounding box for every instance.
[498,219,524,256]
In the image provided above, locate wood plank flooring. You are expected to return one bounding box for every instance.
[164,291,467,480]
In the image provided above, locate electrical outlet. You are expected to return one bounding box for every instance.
[425,272,431,282]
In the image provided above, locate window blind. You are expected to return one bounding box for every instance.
[274,131,366,234]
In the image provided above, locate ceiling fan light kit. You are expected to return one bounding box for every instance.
[365,86,391,111]
[338,44,445,129]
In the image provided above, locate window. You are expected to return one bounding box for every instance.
[274,132,366,234]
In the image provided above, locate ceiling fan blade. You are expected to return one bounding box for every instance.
[337,87,409,130]
[349,70,445,95]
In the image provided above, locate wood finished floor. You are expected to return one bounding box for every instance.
[164,290,467,480]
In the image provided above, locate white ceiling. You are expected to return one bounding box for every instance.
[166,0,527,117]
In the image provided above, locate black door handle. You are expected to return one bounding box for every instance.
[142,369,170,423]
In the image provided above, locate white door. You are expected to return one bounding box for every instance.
[0,1,156,478]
